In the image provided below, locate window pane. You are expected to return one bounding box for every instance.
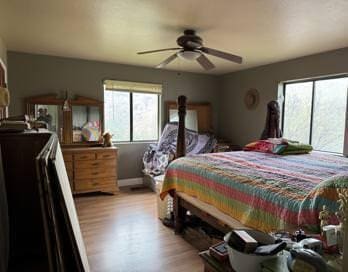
[283,82,313,143]
[104,90,130,141]
[133,93,158,141]
[312,78,348,153]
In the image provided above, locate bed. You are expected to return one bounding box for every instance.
[161,150,348,233]
[160,96,348,234]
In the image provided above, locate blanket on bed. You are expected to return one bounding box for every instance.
[143,123,216,175]
[160,151,348,232]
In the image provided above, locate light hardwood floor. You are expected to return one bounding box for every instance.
[75,188,204,272]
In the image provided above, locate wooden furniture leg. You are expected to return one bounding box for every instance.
[174,193,186,234]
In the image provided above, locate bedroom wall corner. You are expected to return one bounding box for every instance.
[218,47,348,147]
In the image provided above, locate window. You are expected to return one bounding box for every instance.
[104,80,161,142]
[282,75,348,154]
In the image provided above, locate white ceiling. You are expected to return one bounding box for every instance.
[1,0,348,75]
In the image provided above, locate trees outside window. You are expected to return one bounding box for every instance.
[283,76,348,154]
[104,89,160,142]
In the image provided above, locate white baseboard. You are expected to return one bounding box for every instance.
[118,177,143,187]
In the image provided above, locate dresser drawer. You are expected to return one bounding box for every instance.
[75,167,116,179]
[65,161,73,171]
[96,151,116,160]
[74,159,116,169]
[74,153,96,161]
[63,153,73,162]
[67,174,74,190]
[75,178,117,191]
[66,168,73,176]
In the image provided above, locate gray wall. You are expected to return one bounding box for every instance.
[7,52,220,179]
[219,47,348,146]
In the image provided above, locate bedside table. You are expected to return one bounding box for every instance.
[199,250,234,272]
[213,142,241,153]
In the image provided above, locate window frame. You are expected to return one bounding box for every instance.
[104,88,161,143]
[281,74,348,155]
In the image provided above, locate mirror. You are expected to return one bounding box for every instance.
[166,101,212,133]
[35,105,60,132]
[72,106,101,142]
[169,109,198,131]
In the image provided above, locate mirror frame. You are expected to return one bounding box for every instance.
[25,94,104,146]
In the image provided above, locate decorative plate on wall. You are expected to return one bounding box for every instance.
[244,88,260,110]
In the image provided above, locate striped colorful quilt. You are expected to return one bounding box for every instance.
[160,151,348,232]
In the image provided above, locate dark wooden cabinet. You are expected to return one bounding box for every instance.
[0,131,89,271]
[0,132,51,271]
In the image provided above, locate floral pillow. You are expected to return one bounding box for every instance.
[244,138,287,154]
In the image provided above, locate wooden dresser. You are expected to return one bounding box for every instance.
[62,146,118,194]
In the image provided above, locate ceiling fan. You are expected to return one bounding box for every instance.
[137,29,243,71]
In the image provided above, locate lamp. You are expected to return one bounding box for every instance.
[62,90,70,112]
[177,50,201,61]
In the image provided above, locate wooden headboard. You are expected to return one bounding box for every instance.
[166,101,212,133]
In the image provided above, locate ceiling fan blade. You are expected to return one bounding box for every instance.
[200,47,243,64]
[196,54,215,70]
[137,48,180,55]
[156,53,178,69]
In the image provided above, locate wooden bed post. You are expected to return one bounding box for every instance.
[176,95,186,159]
[174,95,187,234]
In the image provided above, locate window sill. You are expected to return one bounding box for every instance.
[313,150,346,157]
[113,141,158,145]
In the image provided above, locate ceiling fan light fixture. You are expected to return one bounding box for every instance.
[137,29,243,70]
[177,50,201,61]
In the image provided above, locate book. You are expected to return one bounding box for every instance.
[0,121,30,130]
[229,230,258,253]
